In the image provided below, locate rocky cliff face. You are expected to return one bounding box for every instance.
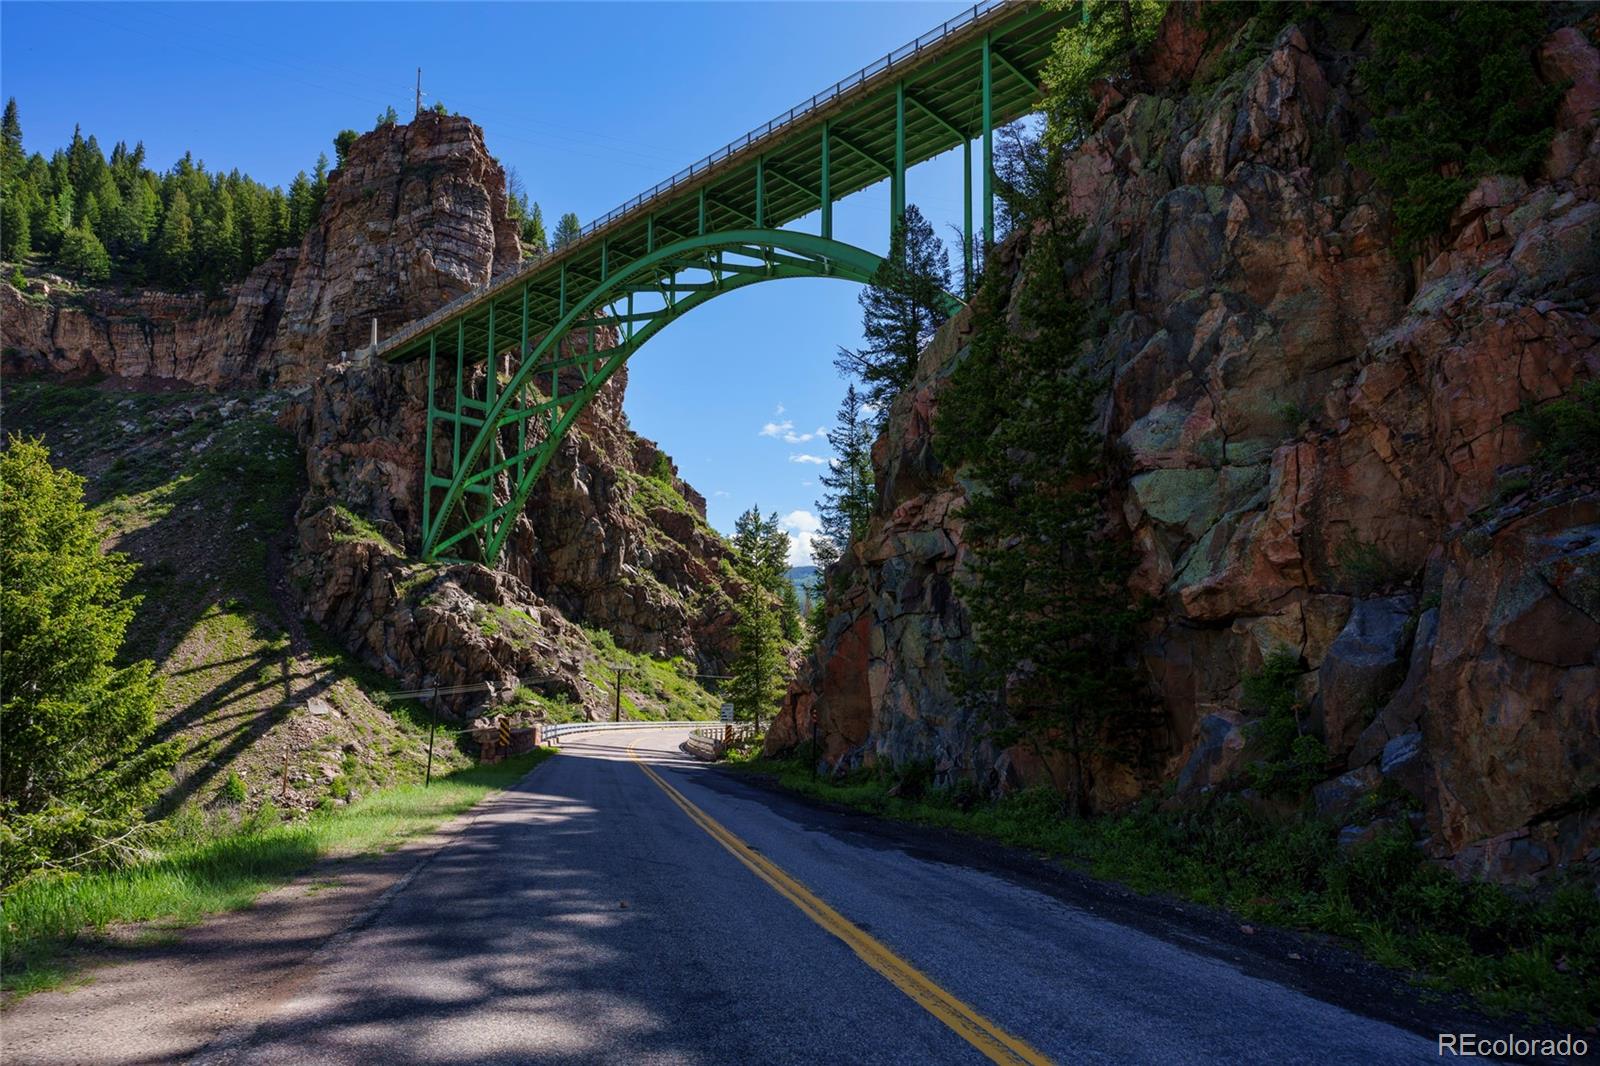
[773,8,1600,883]
[4,111,741,719]
[2,113,520,388]
[266,118,741,710]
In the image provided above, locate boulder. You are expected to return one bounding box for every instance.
[1310,595,1417,760]
[1176,712,1246,794]
[1348,607,1438,767]
[1312,765,1381,822]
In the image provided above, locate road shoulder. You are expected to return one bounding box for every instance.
[0,758,556,1066]
[707,765,1590,1063]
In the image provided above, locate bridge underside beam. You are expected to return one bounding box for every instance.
[419,230,935,564]
[378,1,1066,371]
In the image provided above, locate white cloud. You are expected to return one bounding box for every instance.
[713,490,730,498]
[779,509,822,567]
[774,403,786,415]
[759,418,827,444]
[789,453,826,464]
[860,403,880,420]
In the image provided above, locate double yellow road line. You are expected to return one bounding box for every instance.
[628,743,1052,1066]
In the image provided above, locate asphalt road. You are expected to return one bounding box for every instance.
[179,725,1458,1066]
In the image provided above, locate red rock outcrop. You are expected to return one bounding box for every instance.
[774,7,1600,882]
[2,113,519,388]
[4,110,742,714]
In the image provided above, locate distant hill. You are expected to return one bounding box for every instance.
[787,566,818,602]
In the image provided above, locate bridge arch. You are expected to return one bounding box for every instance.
[376,0,1073,563]
[420,229,916,563]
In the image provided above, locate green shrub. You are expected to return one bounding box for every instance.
[1354,2,1560,257]
[1240,648,1328,797]
[1516,379,1600,475]
[221,773,248,804]
[648,449,674,485]
[1333,534,1407,596]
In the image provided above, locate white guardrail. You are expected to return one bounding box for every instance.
[541,720,706,743]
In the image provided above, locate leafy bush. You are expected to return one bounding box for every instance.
[1516,379,1600,475]
[1354,2,1560,256]
[221,773,248,804]
[1041,0,1167,148]
[1333,534,1408,596]
[647,449,675,485]
[1240,648,1327,797]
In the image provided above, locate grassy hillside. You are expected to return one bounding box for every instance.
[2,377,724,817]
[2,377,475,820]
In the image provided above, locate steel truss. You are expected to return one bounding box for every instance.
[422,230,896,563]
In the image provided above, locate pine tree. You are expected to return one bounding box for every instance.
[286,171,314,244]
[934,135,1144,816]
[778,579,803,643]
[310,153,330,218]
[553,211,581,250]
[522,202,547,254]
[375,105,400,128]
[814,383,876,561]
[332,129,359,167]
[834,205,952,422]
[153,187,193,285]
[1,97,23,184]
[0,437,178,886]
[0,194,28,262]
[728,585,785,730]
[731,504,789,594]
[56,222,110,281]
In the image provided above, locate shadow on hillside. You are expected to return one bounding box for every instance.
[0,380,339,813]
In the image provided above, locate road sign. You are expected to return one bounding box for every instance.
[497,717,511,747]
[720,703,734,722]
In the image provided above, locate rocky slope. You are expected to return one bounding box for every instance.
[772,7,1600,884]
[4,111,741,727]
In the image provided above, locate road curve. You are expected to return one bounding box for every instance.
[189,725,1444,1065]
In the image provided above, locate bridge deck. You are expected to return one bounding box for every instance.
[377,0,1072,365]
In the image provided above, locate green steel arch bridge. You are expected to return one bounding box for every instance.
[375,0,1076,564]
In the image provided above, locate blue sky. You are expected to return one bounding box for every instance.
[1,1,978,562]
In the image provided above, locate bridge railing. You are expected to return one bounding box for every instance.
[377,0,1010,359]
[577,0,1005,240]
[542,719,707,743]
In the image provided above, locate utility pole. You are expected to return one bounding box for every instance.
[415,68,423,116]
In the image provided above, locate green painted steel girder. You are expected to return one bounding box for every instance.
[386,0,1077,566]
[420,229,932,563]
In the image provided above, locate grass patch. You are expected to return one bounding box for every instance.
[1516,378,1600,476]
[580,626,720,721]
[730,755,1600,1027]
[1,751,553,994]
[621,467,699,521]
[1333,534,1410,596]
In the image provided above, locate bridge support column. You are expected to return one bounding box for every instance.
[982,31,993,249]
[893,80,906,224]
[423,335,436,539]
[820,121,832,240]
[963,137,973,294]
[755,156,766,228]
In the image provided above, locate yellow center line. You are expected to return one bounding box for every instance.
[626,739,1053,1066]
